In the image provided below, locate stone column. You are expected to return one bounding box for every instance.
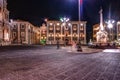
[61,24,62,42]
[26,25,28,44]
[71,24,72,41]
[83,23,87,44]
[0,26,3,40]
[18,23,21,44]
[117,23,119,40]
[99,9,104,31]
[8,23,11,44]
[78,23,80,41]
[29,28,31,44]
[46,23,48,42]
[54,23,56,43]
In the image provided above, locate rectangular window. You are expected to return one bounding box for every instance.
[21,32,25,37]
[20,24,25,29]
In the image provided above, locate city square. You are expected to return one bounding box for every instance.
[0,45,120,80]
[0,0,120,80]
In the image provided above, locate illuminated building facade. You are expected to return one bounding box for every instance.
[117,21,120,41]
[10,20,40,45]
[0,0,11,45]
[40,24,47,44]
[46,20,87,45]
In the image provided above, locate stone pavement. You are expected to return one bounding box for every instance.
[0,45,120,80]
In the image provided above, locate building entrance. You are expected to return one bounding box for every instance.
[65,38,69,45]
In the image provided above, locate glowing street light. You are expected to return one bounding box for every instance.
[106,19,115,42]
[60,17,70,28]
[108,23,113,29]
[60,17,70,23]
[106,20,115,29]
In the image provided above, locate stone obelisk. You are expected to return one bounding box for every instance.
[96,8,108,43]
[99,9,104,31]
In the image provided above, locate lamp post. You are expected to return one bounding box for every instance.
[60,17,70,23]
[60,17,70,46]
[77,23,82,52]
[78,0,80,21]
[105,4,115,43]
[106,19,115,42]
[77,0,82,52]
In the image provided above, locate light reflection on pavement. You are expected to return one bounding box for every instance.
[103,49,120,53]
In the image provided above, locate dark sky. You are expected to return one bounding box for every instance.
[7,0,120,30]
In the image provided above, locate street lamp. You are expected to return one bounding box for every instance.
[60,17,70,23]
[77,0,83,51]
[77,23,82,52]
[106,19,115,42]
[105,4,115,42]
[60,17,70,46]
[78,0,81,21]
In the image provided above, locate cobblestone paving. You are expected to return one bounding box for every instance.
[0,45,120,80]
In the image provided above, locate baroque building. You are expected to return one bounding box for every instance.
[10,20,40,45]
[46,20,87,45]
[0,0,11,45]
[117,21,120,41]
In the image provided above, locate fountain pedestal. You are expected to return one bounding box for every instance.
[96,30,108,43]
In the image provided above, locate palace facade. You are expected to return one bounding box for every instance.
[10,20,40,45]
[117,21,120,41]
[46,20,87,45]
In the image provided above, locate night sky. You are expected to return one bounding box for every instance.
[7,0,120,34]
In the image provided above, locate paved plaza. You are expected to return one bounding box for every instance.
[0,45,120,80]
